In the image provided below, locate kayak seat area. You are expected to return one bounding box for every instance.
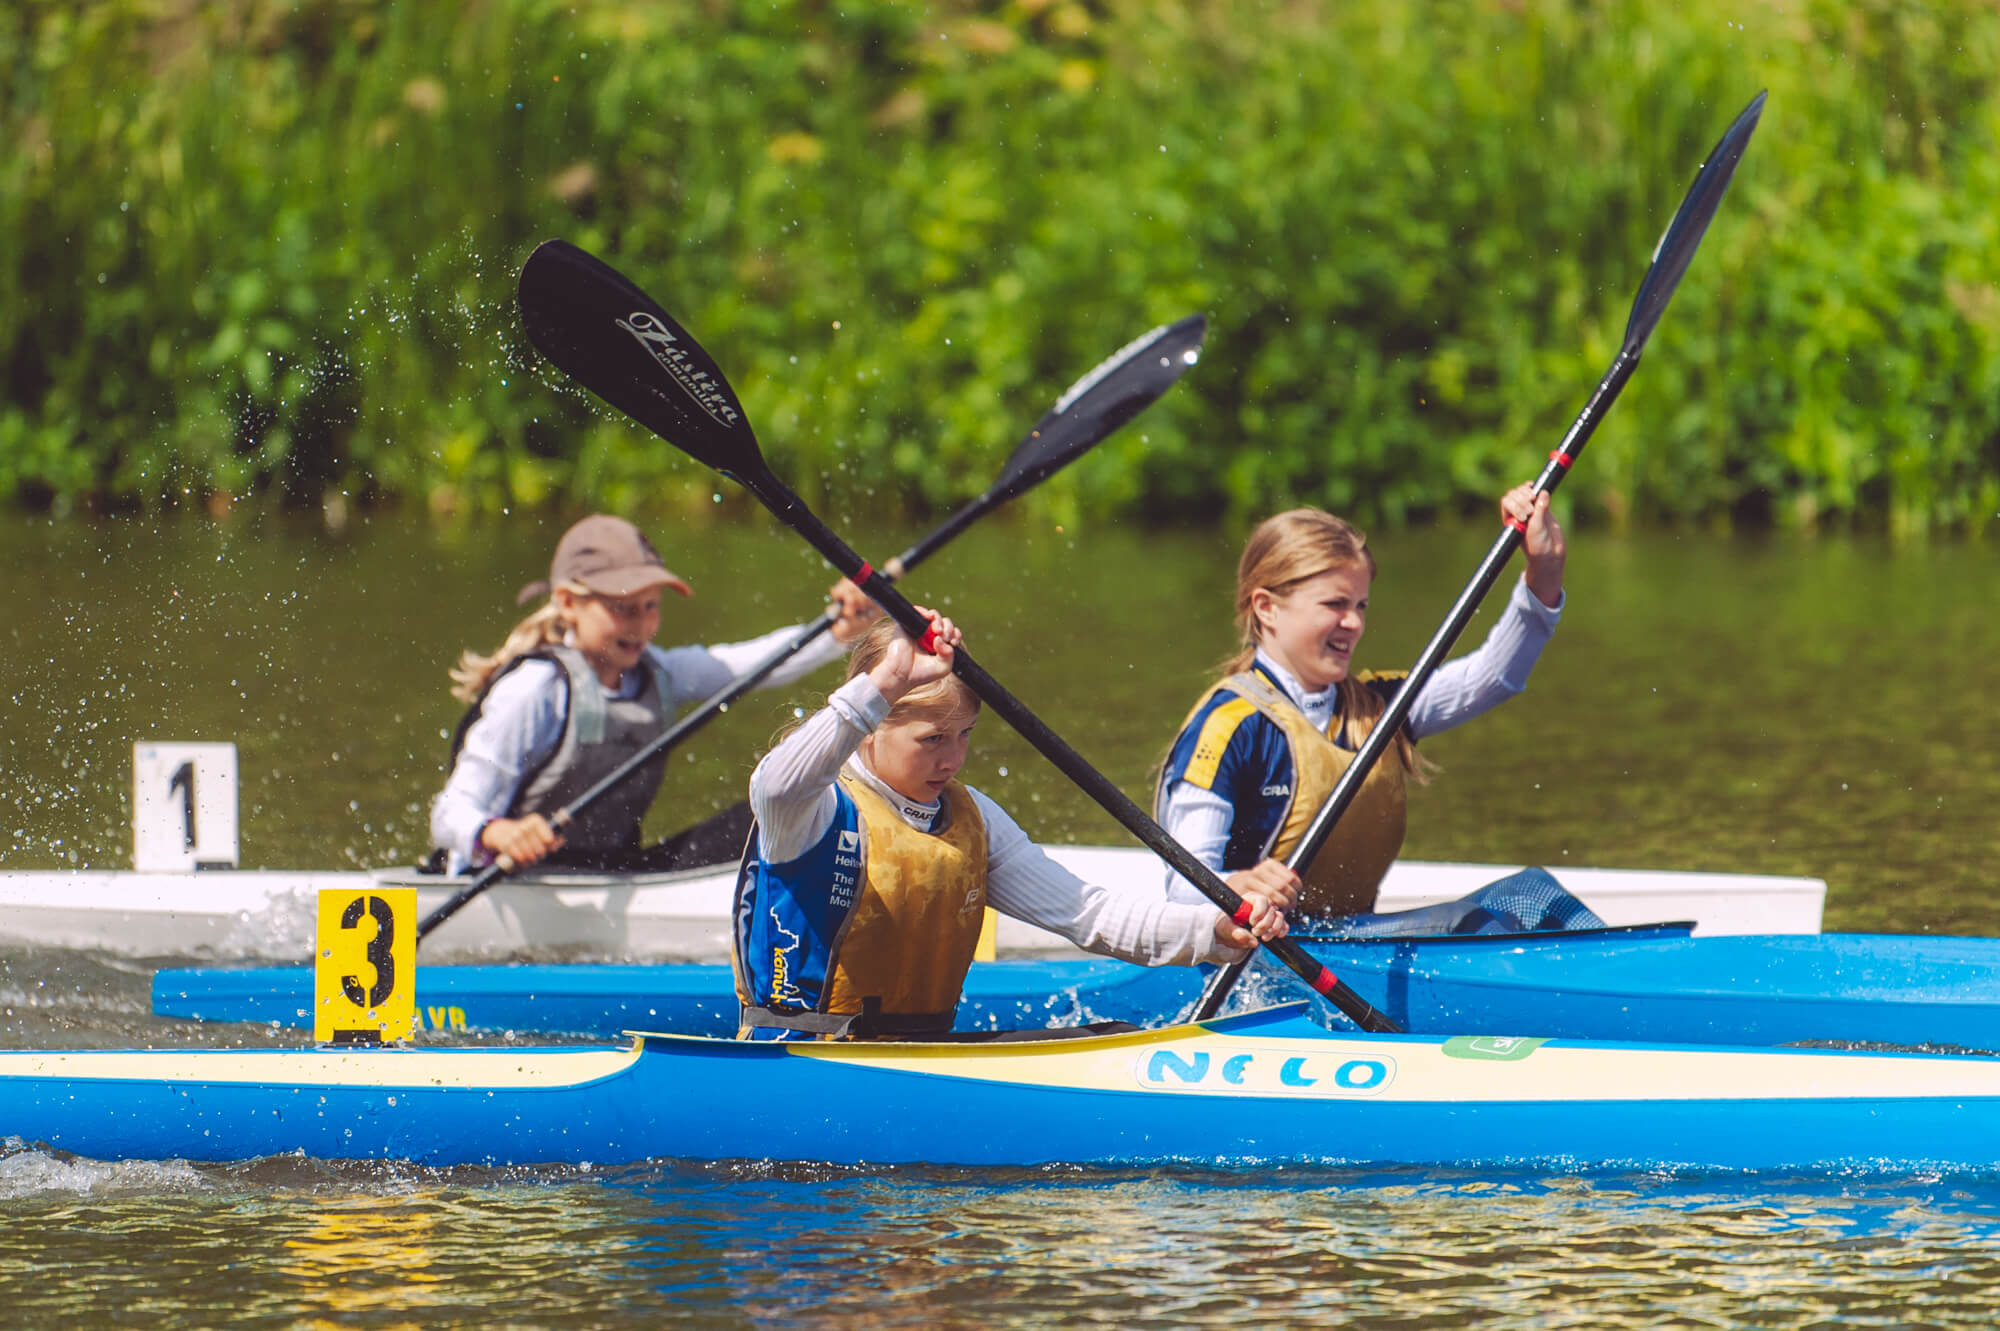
[1305,867,1605,940]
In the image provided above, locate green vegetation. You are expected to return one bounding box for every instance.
[5,0,1999,534]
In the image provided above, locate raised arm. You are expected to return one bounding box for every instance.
[748,674,887,863]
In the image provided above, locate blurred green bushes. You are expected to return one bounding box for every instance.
[4,0,1999,534]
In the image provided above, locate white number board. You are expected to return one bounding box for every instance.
[133,742,240,871]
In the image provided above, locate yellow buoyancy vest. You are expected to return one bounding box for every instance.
[819,772,990,1028]
[1164,670,1409,918]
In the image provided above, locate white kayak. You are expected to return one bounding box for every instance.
[0,849,1825,962]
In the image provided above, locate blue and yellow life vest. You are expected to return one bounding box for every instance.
[1157,667,1409,918]
[732,772,988,1040]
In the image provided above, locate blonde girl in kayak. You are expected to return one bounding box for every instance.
[733,611,1292,1040]
[1156,491,1602,936]
[429,514,878,875]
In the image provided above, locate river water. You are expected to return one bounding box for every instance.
[5,510,2000,1325]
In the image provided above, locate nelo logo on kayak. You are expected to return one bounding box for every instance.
[1132,1044,1395,1097]
[615,312,742,429]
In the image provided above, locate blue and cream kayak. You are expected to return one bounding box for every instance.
[7,1005,2000,1172]
[154,927,2000,1050]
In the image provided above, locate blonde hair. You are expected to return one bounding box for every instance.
[1229,508,1426,781]
[846,615,981,729]
[448,580,591,702]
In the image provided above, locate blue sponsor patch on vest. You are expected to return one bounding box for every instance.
[734,790,864,1022]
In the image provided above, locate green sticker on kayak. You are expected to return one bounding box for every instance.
[1442,1036,1547,1061]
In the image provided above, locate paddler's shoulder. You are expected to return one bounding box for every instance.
[1168,688,1286,790]
[1354,669,1409,703]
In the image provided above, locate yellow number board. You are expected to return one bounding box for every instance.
[314,887,418,1044]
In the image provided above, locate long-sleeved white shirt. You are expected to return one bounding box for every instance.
[1159,577,1563,903]
[431,622,844,871]
[750,674,1245,968]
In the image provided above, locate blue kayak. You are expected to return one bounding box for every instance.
[10,1004,2000,1173]
[151,956,1176,1038]
[154,926,2000,1050]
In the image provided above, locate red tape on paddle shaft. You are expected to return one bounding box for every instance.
[1504,516,1528,533]
[862,561,941,653]
[1310,969,1339,998]
[1549,450,1574,469]
[1231,901,1255,926]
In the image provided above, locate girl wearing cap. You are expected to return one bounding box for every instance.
[731,611,1291,1041]
[430,514,879,875]
[1154,491,1603,939]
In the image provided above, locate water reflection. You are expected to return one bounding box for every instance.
[11,1154,2000,1328]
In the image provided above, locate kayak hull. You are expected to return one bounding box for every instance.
[155,928,2000,1051]
[7,1007,2000,1173]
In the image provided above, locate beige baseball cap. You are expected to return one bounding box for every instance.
[516,514,692,605]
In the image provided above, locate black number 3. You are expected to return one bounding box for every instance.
[339,895,396,1008]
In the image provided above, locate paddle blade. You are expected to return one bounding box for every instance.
[1622,90,1766,355]
[517,239,761,475]
[986,314,1207,505]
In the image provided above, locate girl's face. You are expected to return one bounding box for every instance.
[861,706,978,807]
[559,587,663,686]
[1251,564,1371,693]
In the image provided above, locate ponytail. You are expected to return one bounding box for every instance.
[447,582,589,702]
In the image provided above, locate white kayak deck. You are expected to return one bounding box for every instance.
[0,849,1826,962]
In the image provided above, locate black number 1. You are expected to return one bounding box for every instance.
[168,761,196,850]
[339,895,397,1008]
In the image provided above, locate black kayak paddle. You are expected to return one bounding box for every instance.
[415,264,1206,945]
[511,238,1403,1033]
[1191,90,1769,1022]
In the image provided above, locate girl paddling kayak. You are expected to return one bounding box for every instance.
[1156,492,1602,938]
[732,611,1292,1040]
[430,513,878,875]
